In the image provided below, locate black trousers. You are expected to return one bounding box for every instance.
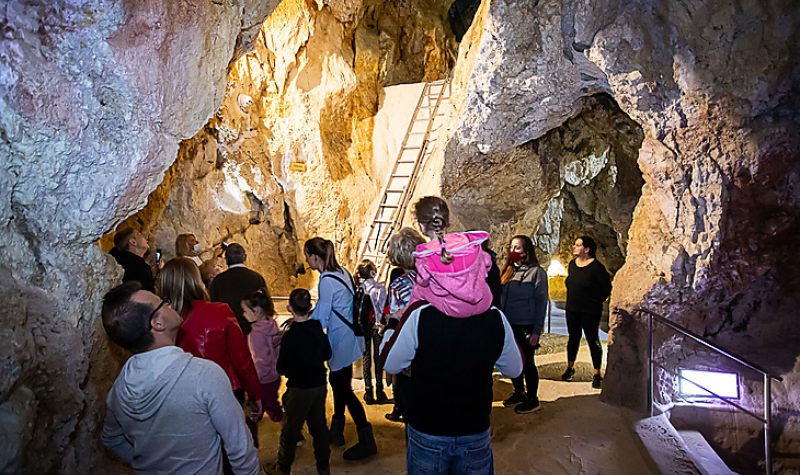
[329,365,369,427]
[362,324,384,393]
[566,310,603,370]
[510,324,539,398]
[278,385,330,470]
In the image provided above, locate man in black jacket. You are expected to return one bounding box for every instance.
[109,228,155,292]
[209,243,267,335]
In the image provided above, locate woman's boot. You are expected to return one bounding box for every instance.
[342,424,377,460]
[329,415,346,447]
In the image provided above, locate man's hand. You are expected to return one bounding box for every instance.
[214,247,225,259]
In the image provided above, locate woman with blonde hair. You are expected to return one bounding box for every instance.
[157,258,262,447]
[381,227,426,423]
[175,233,203,266]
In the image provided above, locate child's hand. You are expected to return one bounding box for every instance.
[280,318,294,330]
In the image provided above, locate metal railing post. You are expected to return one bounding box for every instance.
[648,313,654,417]
[636,307,782,474]
[764,374,772,475]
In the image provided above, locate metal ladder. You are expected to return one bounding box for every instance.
[357,79,451,281]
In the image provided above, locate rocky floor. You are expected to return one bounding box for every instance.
[255,337,655,474]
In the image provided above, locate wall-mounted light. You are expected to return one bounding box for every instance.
[678,368,739,399]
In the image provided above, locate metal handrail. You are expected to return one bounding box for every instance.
[637,307,782,381]
[634,306,781,474]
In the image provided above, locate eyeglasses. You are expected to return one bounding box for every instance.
[149,297,172,326]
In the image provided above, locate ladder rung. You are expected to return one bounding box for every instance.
[380,204,400,209]
[391,174,410,178]
[402,146,422,150]
[374,219,393,224]
[386,189,404,193]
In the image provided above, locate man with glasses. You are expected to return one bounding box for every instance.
[100,281,260,475]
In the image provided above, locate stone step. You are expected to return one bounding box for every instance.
[678,430,738,475]
[634,414,703,475]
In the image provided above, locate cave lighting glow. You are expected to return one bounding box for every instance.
[678,369,739,399]
[547,259,567,277]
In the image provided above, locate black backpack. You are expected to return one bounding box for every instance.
[320,272,367,337]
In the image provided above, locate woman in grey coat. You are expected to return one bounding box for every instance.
[499,235,549,414]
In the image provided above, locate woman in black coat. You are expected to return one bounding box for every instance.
[561,236,612,389]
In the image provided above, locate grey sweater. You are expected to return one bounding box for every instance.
[500,264,549,334]
[102,346,259,475]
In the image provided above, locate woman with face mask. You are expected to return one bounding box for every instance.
[499,235,549,414]
[175,233,204,266]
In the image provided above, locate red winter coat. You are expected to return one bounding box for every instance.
[177,300,262,401]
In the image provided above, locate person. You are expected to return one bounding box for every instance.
[209,243,268,335]
[275,288,333,475]
[241,288,283,424]
[562,236,612,389]
[381,227,426,423]
[100,282,259,475]
[413,196,450,243]
[200,257,225,287]
[109,228,155,292]
[304,237,376,460]
[175,233,204,266]
[382,231,523,475]
[499,235,548,413]
[355,259,389,405]
[483,238,502,307]
[157,258,263,449]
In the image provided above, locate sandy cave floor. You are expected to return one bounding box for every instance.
[254,338,655,474]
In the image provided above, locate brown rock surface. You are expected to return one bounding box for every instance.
[0,0,277,472]
[424,0,800,467]
[114,0,455,294]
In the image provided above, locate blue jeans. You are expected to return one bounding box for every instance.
[406,424,494,475]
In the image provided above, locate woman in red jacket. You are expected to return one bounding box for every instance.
[157,258,263,438]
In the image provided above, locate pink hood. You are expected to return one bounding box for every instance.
[409,231,493,318]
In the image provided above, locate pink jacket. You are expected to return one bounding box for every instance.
[410,231,494,318]
[248,319,282,384]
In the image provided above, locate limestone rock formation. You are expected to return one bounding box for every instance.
[0,0,277,472]
[115,0,455,295]
[428,0,800,468]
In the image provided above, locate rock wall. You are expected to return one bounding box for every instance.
[113,0,454,295]
[426,0,800,467]
[0,0,278,472]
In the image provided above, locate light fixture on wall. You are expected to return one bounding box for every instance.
[678,368,740,399]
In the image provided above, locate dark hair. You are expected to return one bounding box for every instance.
[413,196,450,236]
[303,237,341,272]
[113,228,136,252]
[289,288,312,316]
[578,235,597,258]
[101,281,154,353]
[225,243,246,266]
[389,267,405,285]
[356,260,377,282]
[500,235,540,285]
[242,287,276,317]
